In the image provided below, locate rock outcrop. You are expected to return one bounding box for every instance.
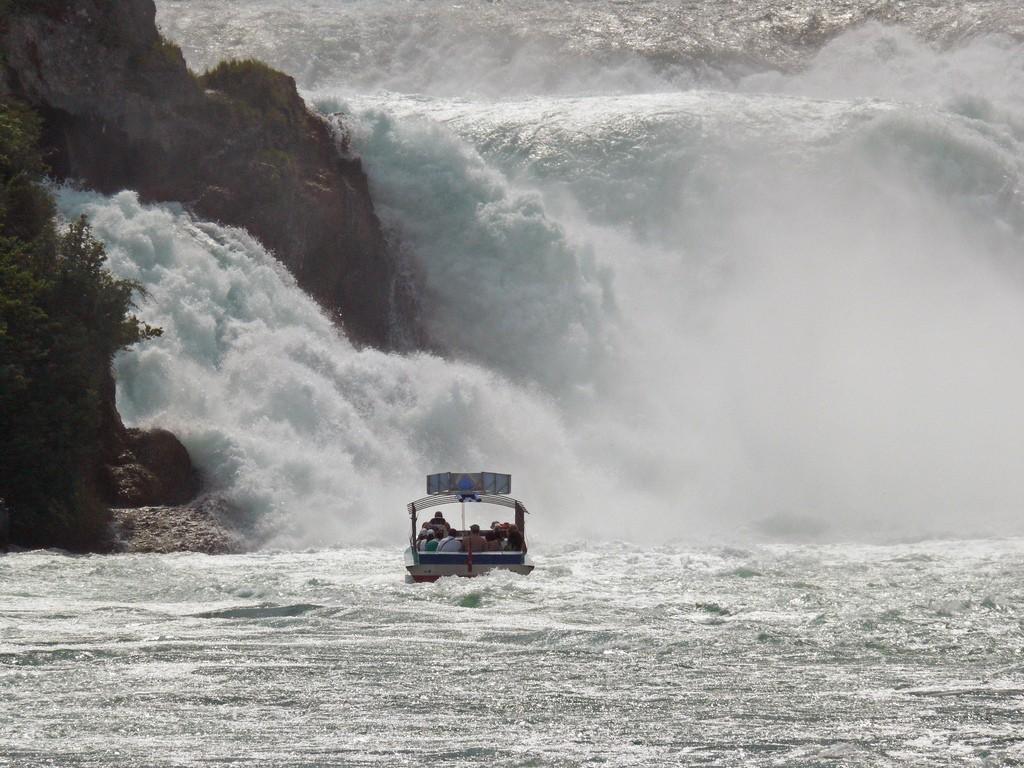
[1,0,412,348]
[92,366,200,510]
[111,495,247,554]
[101,428,200,508]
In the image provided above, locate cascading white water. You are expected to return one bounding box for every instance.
[56,190,612,546]
[89,4,1024,543]
[317,25,1024,538]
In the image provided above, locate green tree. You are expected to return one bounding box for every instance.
[0,98,160,549]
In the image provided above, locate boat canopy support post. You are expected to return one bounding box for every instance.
[515,500,526,536]
[408,502,417,547]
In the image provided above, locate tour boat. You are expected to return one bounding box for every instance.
[405,472,535,582]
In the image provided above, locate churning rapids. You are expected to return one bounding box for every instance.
[3,542,1024,765]
[6,0,1024,764]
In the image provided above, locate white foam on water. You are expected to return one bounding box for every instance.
[4,537,1024,764]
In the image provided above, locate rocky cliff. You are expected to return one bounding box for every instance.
[1,0,412,348]
[0,0,418,551]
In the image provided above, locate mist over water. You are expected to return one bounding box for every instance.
[112,1,1024,543]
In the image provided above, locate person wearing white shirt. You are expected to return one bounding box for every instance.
[437,531,464,552]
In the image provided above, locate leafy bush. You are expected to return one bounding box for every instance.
[198,58,307,148]
[199,59,298,114]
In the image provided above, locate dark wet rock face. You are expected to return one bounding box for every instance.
[102,428,200,508]
[1,0,412,348]
[91,366,200,512]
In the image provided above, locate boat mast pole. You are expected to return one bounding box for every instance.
[462,498,472,573]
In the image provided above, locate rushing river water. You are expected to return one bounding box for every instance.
[3,540,1024,766]
[8,0,1024,763]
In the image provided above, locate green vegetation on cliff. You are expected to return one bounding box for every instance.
[200,59,299,115]
[198,59,321,163]
[0,99,160,550]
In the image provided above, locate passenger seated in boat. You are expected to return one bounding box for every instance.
[436,529,463,552]
[505,524,525,552]
[417,529,438,552]
[485,522,505,551]
[463,524,488,553]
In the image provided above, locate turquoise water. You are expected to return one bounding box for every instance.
[3,540,1022,765]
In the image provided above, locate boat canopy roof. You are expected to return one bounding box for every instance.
[410,473,530,538]
[407,494,530,516]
